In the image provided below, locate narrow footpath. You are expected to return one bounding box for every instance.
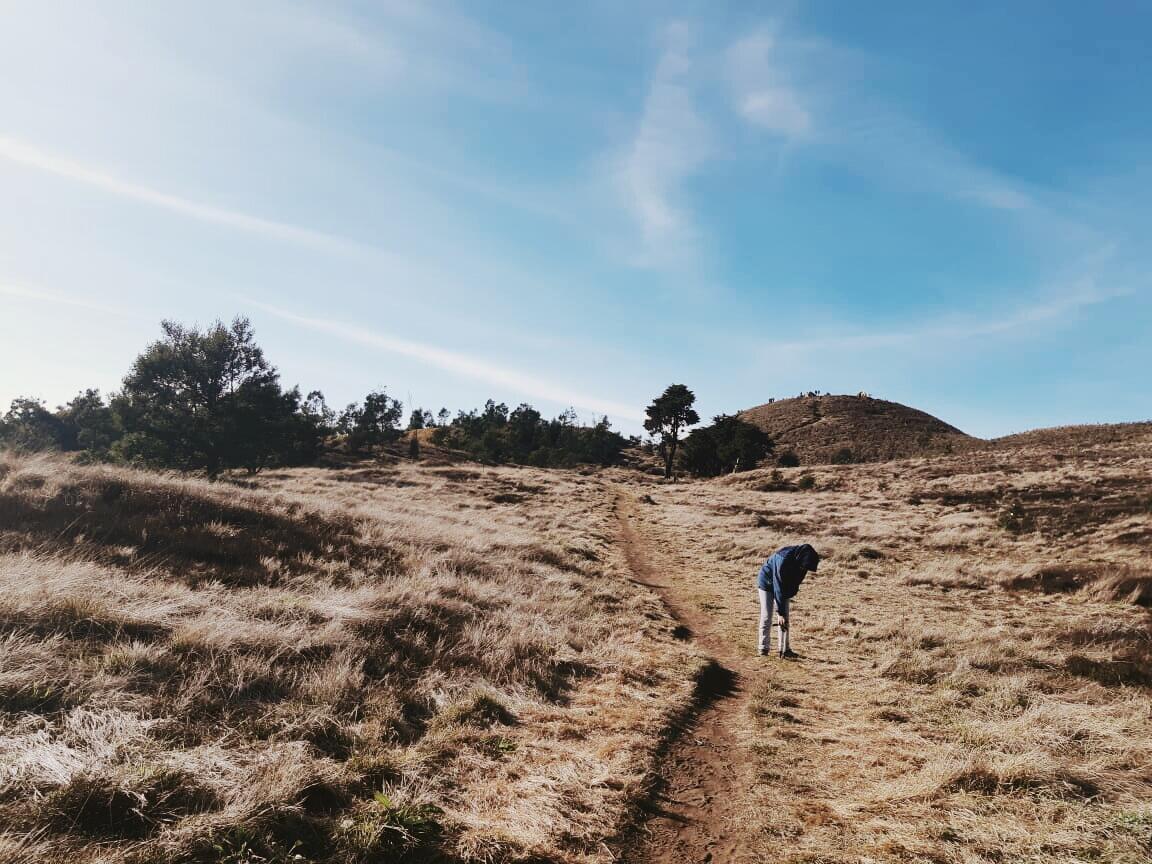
[610,482,929,863]
[613,489,759,863]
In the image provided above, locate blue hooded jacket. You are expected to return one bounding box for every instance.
[757,544,820,600]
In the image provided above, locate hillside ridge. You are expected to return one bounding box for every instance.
[737,394,972,466]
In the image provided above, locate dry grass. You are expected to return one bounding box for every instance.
[4,419,1152,863]
[618,423,1152,862]
[0,452,700,863]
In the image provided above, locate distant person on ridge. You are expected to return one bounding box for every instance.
[757,544,819,659]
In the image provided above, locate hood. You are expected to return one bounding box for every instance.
[794,544,820,572]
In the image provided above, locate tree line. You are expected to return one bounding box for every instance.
[1,317,780,477]
[430,402,629,467]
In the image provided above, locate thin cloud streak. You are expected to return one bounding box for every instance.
[0,282,137,317]
[732,31,1062,223]
[249,301,645,423]
[0,134,365,254]
[763,282,1128,355]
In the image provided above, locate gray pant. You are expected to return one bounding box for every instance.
[757,588,790,654]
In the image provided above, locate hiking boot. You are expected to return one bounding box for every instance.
[757,648,769,656]
[780,649,800,660]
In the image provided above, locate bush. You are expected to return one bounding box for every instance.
[997,501,1035,534]
[778,450,800,468]
[682,415,773,477]
[0,398,67,451]
[831,447,856,465]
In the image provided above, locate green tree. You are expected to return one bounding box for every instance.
[583,416,626,466]
[508,403,543,454]
[301,390,336,437]
[58,389,120,456]
[407,408,435,431]
[643,384,699,478]
[0,397,67,451]
[342,389,404,453]
[112,317,312,473]
[682,414,773,476]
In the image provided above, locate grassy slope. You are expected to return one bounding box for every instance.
[621,423,1152,861]
[3,417,1151,863]
[0,454,701,863]
[738,395,974,465]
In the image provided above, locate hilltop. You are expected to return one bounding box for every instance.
[737,394,973,465]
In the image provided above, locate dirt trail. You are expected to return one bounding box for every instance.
[611,485,913,862]
[613,489,759,863]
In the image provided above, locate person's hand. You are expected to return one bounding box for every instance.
[779,617,789,631]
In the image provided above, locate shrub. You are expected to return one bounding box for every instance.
[682,415,773,476]
[778,450,800,468]
[0,398,67,452]
[996,501,1035,533]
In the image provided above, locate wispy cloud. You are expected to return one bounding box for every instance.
[726,28,811,139]
[830,102,1044,216]
[616,22,711,270]
[0,281,136,317]
[249,301,645,422]
[763,279,1129,355]
[364,0,535,103]
[719,26,1054,222]
[0,135,365,254]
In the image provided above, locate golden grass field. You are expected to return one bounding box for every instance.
[2,421,1151,863]
[616,422,1152,863]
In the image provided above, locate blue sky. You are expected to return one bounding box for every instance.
[1,0,1148,438]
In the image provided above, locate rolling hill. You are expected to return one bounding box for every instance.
[737,394,974,465]
[989,420,1152,451]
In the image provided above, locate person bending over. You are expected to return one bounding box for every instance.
[756,543,820,658]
